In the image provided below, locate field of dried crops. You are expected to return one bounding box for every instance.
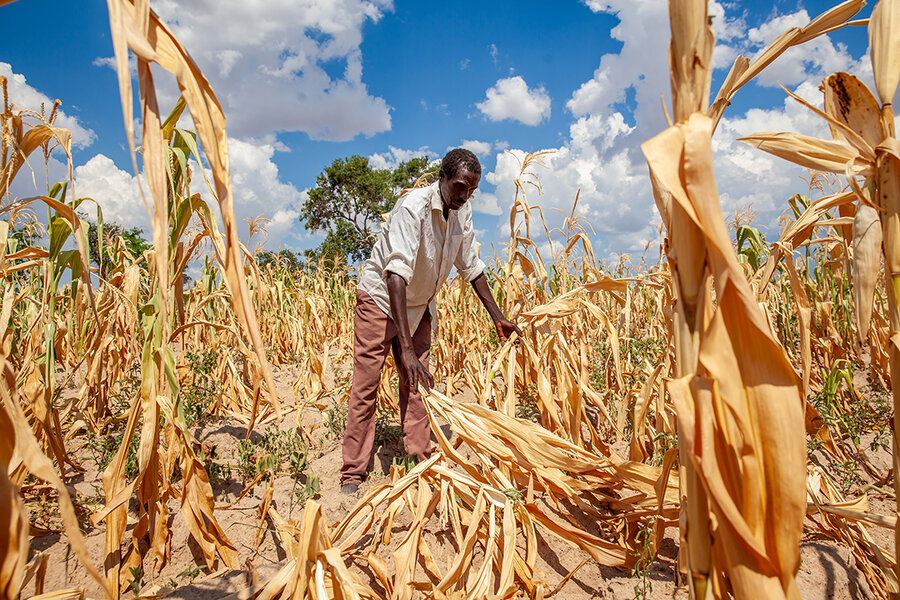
[2,0,900,599]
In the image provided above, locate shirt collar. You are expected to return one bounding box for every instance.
[429,181,444,213]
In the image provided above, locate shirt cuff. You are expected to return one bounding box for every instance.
[458,259,486,282]
[383,259,414,284]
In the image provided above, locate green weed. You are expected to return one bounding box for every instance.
[502,487,524,504]
[810,361,891,450]
[392,453,419,472]
[631,521,655,600]
[324,399,348,439]
[650,431,677,467]
[181,350,219,428]
[374,404,402,445]
[293,475,321,506]
[198,442,232,487]
[515,385,541,423]
[236,427,310,481]
[87,428,140,479]
[236,438,256,480]
[832,459,865,495]
[176,565,203,584]
[128,565,143,597]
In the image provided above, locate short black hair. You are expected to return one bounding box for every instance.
[440,148,481,179]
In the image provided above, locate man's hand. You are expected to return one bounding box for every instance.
[401,349,434,391]
[385,271,434,392]
[495,319,522,345]
[470,273,522,346]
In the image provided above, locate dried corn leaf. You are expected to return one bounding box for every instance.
[739,132,870,175]
[869,0,900,106]
[852,202,883,339]
[822,72,884,149]
[0,363,109,597]
[709,0,865,129]
[106,0,281,419]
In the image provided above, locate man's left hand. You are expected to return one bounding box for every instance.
[495,319,522,345]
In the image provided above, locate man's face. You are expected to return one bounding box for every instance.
[439,168,480,212]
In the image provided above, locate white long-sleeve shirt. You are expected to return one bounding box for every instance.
[357,181,486,331]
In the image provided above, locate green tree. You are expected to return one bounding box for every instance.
[86,220,151,277]
[257,248,302,271]
[300,155,436,263]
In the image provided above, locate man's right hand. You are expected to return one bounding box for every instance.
[401,349,434,391]
[385,271,434,392]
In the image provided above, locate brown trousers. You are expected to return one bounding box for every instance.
[340,290,432,485]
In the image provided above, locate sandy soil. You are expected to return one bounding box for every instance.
[23,360,888,600]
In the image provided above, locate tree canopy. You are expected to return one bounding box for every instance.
[257,248,304,271]
[300,155,436,263]
[86,220,151,277]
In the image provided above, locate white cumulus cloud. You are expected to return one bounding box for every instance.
[477,76,551,126]
[470,189,502,216]
[112,0,396,142]
[478,0,868,262]
[74,137,307,250]
[74,155,149,229]
[711,81,833,226]
[457,139,493,157]
[368,146,436,170]
[742,9,866,89]
[225,138,304,246]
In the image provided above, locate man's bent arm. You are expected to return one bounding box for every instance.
[386,271,434,390]
[470,272,522,344]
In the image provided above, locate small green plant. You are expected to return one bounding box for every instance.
[589,340,612,392]
[128,565,143,597]
[515,385,541,423]
[502,487,523,504]
[287,442,309,476]
[288,469,321,516]
[109,363,142,414]
[809,361,892,490]
[181,350,220,428]
[631,521,655,600]
[392,453,419,472]
[293,475,321,505]
[28,490,62,530]
[590,338,666,395]
[650,431,677,467]
[256,453,277,474]
[198,442,232,487]
[177,564,203,584]
[374,404,402,445]
[487,326,499,348]
[832,459,864,495]
[324,399,348,439]
[261,427,309,476]
[623,337,665,368]
[87,428,140,479]
[236,439,256,480]
[866,391,892,452]
[807,436,826,456]
[236,427,311,481]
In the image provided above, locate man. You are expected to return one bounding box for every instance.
[340,148,520,493]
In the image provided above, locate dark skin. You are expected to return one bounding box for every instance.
[386,167,522,391]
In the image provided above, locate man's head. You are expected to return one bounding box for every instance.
[439,148,481,212]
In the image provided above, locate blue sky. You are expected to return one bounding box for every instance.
[1,0,880,267]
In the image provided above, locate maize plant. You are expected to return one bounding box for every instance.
[0,1,898,599]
